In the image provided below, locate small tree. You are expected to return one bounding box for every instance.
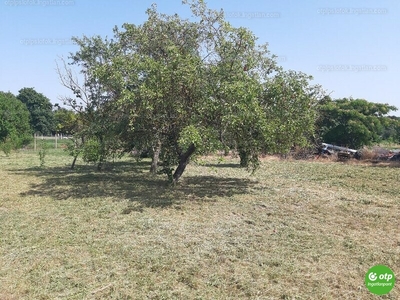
[57,48,127,171]
[38,138,48,167]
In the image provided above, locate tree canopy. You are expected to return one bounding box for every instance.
[54,107,78,135]
[58,0,324,181]
[261,70,324,154]
[17,87,55,136]
[381,116,400,144]
[0,91,32,154]
[317,97,397,149]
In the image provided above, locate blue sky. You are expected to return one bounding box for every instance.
[1,0,399,115]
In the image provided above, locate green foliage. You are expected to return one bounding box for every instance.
[60,0,322,180]
[57,37,129,170]
[82,138,101,164]
[317,97,397,148]
[38,138,48,167]
[0,138,14,156]
[178,125,204,152]
[0,91,32,154]
[262,70,324,155]
[54,108,77,135]
[160,165,175,184]
[17,88,55,135]
[381,116,400,144]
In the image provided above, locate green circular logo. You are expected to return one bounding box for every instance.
[365,265,395,295]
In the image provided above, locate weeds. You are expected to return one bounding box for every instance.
[38,139,48,167]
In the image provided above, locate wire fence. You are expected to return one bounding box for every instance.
[31,133,72,150]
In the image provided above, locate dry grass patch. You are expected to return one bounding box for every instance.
[0,151,399,299]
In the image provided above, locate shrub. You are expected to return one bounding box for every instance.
[356,147,378,160]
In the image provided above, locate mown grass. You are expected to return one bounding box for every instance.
[0,150,399,299]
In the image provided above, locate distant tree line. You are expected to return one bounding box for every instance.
[317,96,399,149]
[0,87,79,155]
[0,91,32,154]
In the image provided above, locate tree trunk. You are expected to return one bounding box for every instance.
[70,136,83,170]
[172,143,196,182]
[97,151,104,171]
[70,154,78,170]
[224,147,230,156]
[150,140,161,174]
[97,136,105,171]
[238,148,249,168]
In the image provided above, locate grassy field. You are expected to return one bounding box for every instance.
[0,149,399,299]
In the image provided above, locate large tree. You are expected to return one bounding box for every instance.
[60,0,321,181]
[0,91,32,154]
[93,1,280,181]
[17,88,55,135]
[317,97,397,149]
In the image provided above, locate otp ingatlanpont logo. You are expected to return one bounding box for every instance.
[368,272,378,281]
[365,265,395,295]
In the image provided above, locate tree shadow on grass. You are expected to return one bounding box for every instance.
[201,163,241,169]
[15,160,256,209]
